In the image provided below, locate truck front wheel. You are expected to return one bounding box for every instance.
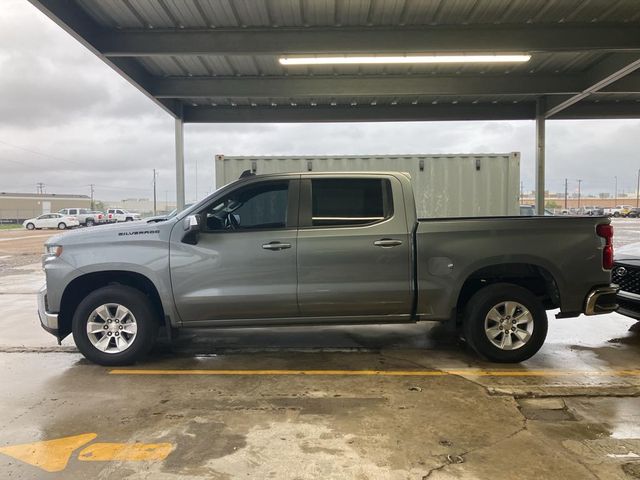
[462,283,548,363]
[72,285,158,366]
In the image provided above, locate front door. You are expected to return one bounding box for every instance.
[170,178,300,324]
[297,175,412,317]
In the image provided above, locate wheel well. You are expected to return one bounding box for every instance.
[58,271,165,339]
[455,263,560,322]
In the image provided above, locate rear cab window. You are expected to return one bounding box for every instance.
[305,178,393,228]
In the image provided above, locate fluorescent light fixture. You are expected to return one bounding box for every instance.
[279,54,531,66]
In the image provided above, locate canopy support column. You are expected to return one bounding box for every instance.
[535,98,546,215]
[175,115,185,211]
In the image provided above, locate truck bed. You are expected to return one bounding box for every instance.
[414,215,612,320]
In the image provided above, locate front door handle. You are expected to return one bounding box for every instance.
[262,241,292,251]
[374,238,403,248]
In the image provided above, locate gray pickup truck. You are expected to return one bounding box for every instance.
[38,172,617,366]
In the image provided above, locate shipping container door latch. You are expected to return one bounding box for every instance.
[475,158,481,171]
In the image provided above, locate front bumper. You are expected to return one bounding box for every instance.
[584,285,619,315]
[37,284,59,336]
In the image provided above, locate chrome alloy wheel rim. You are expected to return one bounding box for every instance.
[483,301,534,351]
[86,303,138,354]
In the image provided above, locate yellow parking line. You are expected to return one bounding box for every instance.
[109,369,640,377]
[78,442,173,462]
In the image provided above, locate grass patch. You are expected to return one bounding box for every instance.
[0,224,22,230]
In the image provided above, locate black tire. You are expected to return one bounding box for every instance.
[26,223,35,230]
[462,283,548,363]
[86,219,94,227]
[72,285,159,366]
[613,212,620,217]
[125,217,133,222]
[58,222,66,230]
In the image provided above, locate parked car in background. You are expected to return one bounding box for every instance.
[106,209,141,222]
[519,205,535,216]
[23,213,79,230]
[39,172,617,366]
[59,208,103,227]
[604,205,632,217]
[612,242,640,320]
[626,207,640,218]
[519,205,554,216]
[582,206,605,216]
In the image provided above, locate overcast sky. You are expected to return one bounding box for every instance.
[1,0,639,203]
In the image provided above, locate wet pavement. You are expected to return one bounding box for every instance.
[0,221,639,478]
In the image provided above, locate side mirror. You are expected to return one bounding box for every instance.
[182,214,201,245]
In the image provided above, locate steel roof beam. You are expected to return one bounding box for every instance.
[151,74,640,99]
[545,53,640,118]
[97,26,640,56]
[154,75,580,98]
[182,101,639,123]
[183,103,536,122]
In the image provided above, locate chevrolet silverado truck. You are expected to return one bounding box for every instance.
[38,172,618,366]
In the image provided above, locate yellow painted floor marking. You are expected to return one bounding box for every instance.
[109,368,640,377]
[0,433,97,473]
[78,443,173,462]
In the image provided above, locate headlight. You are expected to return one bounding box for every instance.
[44,245,63,257]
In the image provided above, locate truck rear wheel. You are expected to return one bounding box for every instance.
[72,285,158,366]
[462,283,548,363]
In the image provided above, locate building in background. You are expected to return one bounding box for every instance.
[0,192,90,223]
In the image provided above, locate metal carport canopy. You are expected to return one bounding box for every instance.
[28,0,640,212]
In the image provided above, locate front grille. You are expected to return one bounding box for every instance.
[612,263,640,294]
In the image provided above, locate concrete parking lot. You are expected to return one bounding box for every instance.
[0,221,639,479]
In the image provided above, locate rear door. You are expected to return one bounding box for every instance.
[297,175,412,317]
[170,177,300,323]
[43,214,57,228]
[34,214,49,228]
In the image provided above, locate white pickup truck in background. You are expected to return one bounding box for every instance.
[603,205,632,217]
[106,208,141,222]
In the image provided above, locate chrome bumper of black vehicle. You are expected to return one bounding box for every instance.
[584,285,619,315]
[616,290,640,320]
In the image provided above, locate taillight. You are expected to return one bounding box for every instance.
[596,223,614,270]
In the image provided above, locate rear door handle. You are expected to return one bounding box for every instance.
[374,239,403,248]
[262,241,292,251]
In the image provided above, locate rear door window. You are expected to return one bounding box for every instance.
[310,178,393,227]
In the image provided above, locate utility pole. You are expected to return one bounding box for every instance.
[165,190,168,212]
[89,184,95,210]
[636,169,640,208]
[614,175,618,203]
[564,178,568,209]
[195,158,198,202]
[153,169,157,216]
[36,182,45,194]
[577,179,582,209]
